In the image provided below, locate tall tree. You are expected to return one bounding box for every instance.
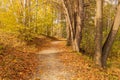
[61,0,72,46]
[94,0,103,66]
[62,0,84,52]
[102,0,120,67]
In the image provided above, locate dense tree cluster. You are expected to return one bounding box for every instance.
[61,0,120,68]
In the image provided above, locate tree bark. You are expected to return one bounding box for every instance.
[62,0,83,52]
[94,0,103,66]
[102,1,120,67]
[62,0,72,46]
[72,0,83,52]
[66,17,71,46]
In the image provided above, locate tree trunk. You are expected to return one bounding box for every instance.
[66,17,71,46]
[35,0,38,33]
[28,0,31,27]
[23,0,27,26]
[62,0,72,46]
[72,0,83,52]
[62,0,83,52]
[102,1,120,67]
[94,0,103,66]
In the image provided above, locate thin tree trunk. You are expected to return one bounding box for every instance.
[102,1,120,67]
[94,0,103,66]
[62,0,72,46]
[23,0,27,26]
[66,17,71,46]
[35,0,38,33]
[28,0,31,27]
[72,0,83,52]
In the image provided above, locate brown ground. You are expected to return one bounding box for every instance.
[32,41,71,80]
[0,36,120,80]
[32,39,120,80]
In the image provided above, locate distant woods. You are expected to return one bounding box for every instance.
[0,0,66,41]
[0,0,120,68]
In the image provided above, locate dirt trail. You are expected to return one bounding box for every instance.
[32,41,71,80]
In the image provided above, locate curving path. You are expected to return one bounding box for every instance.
[32,41,71,80]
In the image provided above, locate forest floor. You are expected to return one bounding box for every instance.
[32,41,71,80]
[0,35,120,80]
[32,39,120,80]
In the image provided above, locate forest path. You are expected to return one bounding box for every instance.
[32,41,71,80]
